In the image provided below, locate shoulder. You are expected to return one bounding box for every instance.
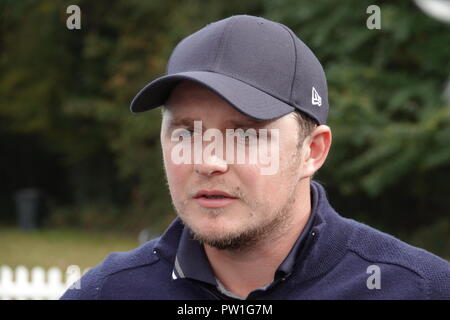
[60,238,161,300]
[345,217,450,299]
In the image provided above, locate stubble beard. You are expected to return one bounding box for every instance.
[173,181,299,252]
[191,192,297,251]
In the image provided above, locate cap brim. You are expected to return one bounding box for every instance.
[130,71,295,121]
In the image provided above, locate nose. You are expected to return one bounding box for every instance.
[194,154,228,176]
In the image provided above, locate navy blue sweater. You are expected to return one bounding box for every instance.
[61,181,450,300]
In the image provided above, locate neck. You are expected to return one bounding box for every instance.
[204,180,311,299]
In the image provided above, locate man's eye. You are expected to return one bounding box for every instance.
[182,129,194,136]
[183,128,205,137]
[176,128,195,139]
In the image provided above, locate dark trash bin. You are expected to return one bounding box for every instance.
[14,188,41,230]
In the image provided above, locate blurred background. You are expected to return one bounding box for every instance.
[0,0,449,279]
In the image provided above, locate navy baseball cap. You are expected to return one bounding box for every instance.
[130,15,328,124]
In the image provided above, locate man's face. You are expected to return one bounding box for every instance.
[160,81,309,250]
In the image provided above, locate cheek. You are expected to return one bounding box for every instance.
[236,141,298,199]
[235,164,277,202]
[162,145,191,198]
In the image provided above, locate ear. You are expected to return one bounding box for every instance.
[300,125,332,179]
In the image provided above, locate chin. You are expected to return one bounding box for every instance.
[189,228,244,250]
[188,223,259,251]
[191,215,234,234]
[183,213,241,238]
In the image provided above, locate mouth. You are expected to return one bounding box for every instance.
[194,190,238,208]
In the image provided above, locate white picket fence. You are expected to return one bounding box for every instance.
[0,265,89,300]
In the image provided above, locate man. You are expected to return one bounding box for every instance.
[61,15,450,300]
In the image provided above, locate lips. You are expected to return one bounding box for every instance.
[194,190,237,199]
[194,190,238,208]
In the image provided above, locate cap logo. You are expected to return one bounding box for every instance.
[312,87,322,107]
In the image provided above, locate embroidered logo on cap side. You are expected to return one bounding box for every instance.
[312,87,322,107]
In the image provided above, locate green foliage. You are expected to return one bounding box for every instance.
[1,0,449,247]
[405,217,450,258]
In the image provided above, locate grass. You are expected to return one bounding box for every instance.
[0,227,139,270]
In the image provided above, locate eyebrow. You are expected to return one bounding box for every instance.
[168,117,268,128]
[168,117,197,127]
